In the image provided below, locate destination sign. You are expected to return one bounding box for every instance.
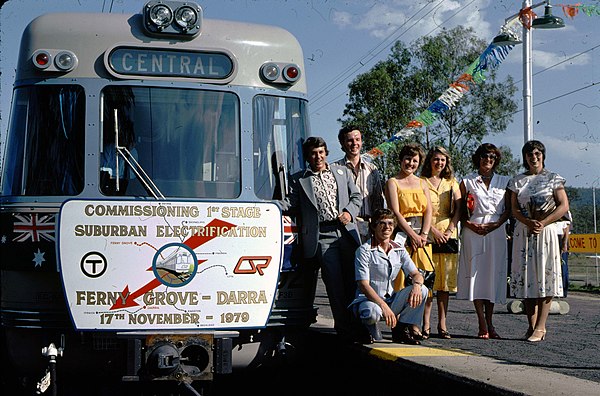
[108,47,234,79]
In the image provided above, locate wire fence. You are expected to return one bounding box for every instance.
[569,254,600,287]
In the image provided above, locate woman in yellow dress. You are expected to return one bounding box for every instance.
[386,143,432,339]
[421,146,462,339]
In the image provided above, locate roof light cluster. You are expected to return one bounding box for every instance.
[143,1,202,38]
[260,62,301,85]
[32,49,78,72]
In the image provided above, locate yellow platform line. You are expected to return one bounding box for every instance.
[369,346,475,360]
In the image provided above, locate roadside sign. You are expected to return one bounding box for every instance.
[569,233,600,254]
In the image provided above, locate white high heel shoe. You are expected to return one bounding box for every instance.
[526,329,546,342]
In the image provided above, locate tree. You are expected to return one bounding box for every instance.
[340,26,520,179]
[567,187,596,233]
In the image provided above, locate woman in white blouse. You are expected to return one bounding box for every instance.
[457,143,511,340]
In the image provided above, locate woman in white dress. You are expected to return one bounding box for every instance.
[457,143,511,339]
[508,140,569,342]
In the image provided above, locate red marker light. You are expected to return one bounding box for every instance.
[285,66,298,80]
[283,64,300,82]
[35,52,49,66]
[32,50,52,69]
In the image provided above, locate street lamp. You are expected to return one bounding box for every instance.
[592,182,599,286]
[493,0,565,143]
[496,1,567,315]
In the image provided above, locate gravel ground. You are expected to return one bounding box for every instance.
[314,274,600,383]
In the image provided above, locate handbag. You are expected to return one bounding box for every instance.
[430,183,459,254]
[405,268,436,289]
[527,194,571,223]
[393,216,422,246]
[432,238,459,254]
[404,246,435,289]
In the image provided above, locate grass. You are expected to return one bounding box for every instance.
[569,284,600,294]
[566,253,600,293]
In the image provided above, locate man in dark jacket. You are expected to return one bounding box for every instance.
[278,136,362,341]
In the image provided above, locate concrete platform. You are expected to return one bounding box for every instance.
[311,278,600,395]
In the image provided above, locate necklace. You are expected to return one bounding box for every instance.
[479,173,493,180]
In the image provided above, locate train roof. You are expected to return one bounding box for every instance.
[16,10,307,93]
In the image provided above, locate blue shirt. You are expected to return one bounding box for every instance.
[353,239,417,301]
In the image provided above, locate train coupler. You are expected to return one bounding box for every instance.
[37,341,64,395]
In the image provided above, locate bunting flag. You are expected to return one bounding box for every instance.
[366,2,600,159]
[560,3,600,17]
[366,41,515,158]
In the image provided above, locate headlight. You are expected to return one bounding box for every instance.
[149,4,173,28]
[143,1,202,38]
[174,6,198,30]
[54,51,78,71]
[260,63,280,82]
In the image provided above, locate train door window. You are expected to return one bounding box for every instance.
[253,96,310,200]
[100,86,240,198]
[1,86,85,196]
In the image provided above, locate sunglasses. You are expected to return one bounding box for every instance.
[480,153,497,160]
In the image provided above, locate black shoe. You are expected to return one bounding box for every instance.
[351,325,373,345]
[411,328,424,341]
[391,323,404,343]
[358,334,374,345]
[392,324,421,345]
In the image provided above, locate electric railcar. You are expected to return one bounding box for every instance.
[157,248,194,274]
[0,1,318,394]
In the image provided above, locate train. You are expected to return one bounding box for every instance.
[156,247,195,275]
[0,1,319,394]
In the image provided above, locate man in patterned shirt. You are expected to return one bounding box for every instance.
[335,125,385,243]
[278,136,362,341]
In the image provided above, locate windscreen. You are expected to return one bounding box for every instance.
[100,86,241,198]
[253,95,310,200]
[1,86,85,196]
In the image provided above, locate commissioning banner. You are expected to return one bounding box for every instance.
[58,200,282,330]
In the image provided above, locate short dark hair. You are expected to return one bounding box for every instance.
[338,125,360,145]
[302,136,329,160]
[521,140,546,169]
[398,143,426,168]
[471,143,502,170]
[370,208,396,231]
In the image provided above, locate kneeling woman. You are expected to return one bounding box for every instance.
[350,208,429,344]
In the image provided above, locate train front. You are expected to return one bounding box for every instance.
[0,1,316,393]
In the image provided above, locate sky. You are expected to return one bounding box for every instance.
[1,0,599,188]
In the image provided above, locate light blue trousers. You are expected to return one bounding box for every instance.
[356,286,428,326]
